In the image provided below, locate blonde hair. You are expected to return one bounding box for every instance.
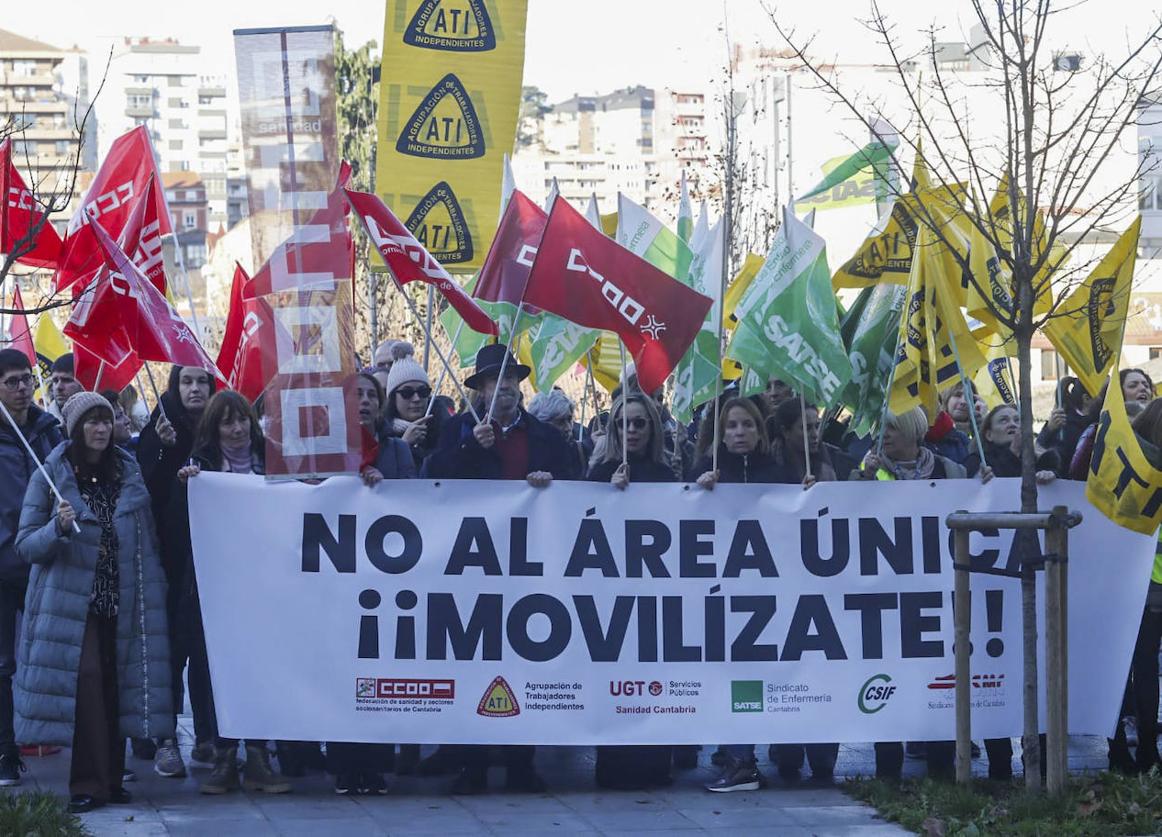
[884,407,929,446]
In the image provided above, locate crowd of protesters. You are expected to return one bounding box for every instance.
[1,340,1161,811]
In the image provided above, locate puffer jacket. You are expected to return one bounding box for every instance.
[14,443,173,745]
[0,405,62,580]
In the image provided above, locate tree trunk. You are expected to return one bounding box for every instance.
[1016,278,1042,790]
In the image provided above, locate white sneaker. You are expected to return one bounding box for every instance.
[154,740,187,778]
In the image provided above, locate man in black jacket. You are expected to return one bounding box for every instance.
[0,349,63,785]
[421,345,576,794]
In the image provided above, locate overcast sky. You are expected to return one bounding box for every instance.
[5,0,1155,104]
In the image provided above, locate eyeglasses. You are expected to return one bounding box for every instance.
[0,373,34,391]
[396,385,431,400]
[625,417,649,430]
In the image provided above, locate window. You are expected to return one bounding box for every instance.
[169,140,183,151]
[127,93,151,110]
[1141,174,1162,211]
[55,140,70,155]
[12,60,37,77]
[1151,348,1162,361]
[1040,349,1060,381]
[133,74,150,84]
[182,211,197,230]
[184,190,197,201]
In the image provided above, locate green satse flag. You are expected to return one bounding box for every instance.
[839,282,906,435]
[436,275,539,368]
[726,206,852,407]
[798,139,897,202]
[675,216,725,424]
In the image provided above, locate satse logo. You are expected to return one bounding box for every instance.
[858,673,896,714]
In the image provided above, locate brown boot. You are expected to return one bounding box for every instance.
[200,747,240,794]
[243,745,291,794]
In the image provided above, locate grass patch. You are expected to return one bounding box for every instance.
[0,791,90,836]
[846,771,1162,836]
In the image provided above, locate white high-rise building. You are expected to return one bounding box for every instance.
[96,37,230,227]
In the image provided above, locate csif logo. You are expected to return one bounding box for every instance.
[858,673,896,714]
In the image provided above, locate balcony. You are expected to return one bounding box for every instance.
[126,104,155,118]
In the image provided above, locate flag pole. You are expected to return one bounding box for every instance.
[483,302,526,424]
[874,334,903,459]
[947,324,988,469]
[0,399,79,533]
[800,396,812,480]
[93,361,105,392]
[142,364,167,421]
[425,317,466,419]
[618,340,628,469]
[577,365,589,444]
[389,276,481,423]
[423,285,434,372]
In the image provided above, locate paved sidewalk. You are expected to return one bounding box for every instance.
[9,727,1113,836]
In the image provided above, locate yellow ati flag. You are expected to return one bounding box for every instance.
[1086,368,1162,535]
[376,0,528,269]
[1043,217,1140,398]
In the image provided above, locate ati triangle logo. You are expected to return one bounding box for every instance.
[403,0,496,52]
[476,676,520,718]
[396,73,485,160]
[406,181,473,264]
[1086,276,1117,370]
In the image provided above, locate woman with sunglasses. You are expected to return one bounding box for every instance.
[586,393,676,789]
[380,359,443,471]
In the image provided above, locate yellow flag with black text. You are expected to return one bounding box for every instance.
[888,224,986,417]
[375,0,528,270]
[1086,368,1162,535]
[1043,217,1140,397]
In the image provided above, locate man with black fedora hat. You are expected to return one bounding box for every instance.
[420,344,577,794]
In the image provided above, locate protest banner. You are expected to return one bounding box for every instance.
[190,476,1152,745]
[375,0,529,269]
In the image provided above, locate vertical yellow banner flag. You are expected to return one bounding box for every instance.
[376,0,529,270]
[1086,368,1162,535]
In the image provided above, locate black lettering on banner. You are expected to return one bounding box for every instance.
[900,591,945,658]
[365,515,422,574]
[662,596,701,662]
[403,0,497,52]
[780,595,847,660]
[705,589,726,662]
[637,596,658,662]
[508,518,542,576]
[859,517,914,575]
[396,73,485,159]
[426,592,502,660]
[920,516,943,574]
[722,520,778,577]
[445,517,503,575]
[507,594,571,662]
[625,519,672,578]
[801,510,850,577]
[573,595,635,662]
[302,513,356,573]
[680,519,716,578]
[404,181,473,264]
[565,518,618,577]
[1113,447,1150,500]
[730,596,778,661]
[946,526,1001,570]
[844,593,899,659]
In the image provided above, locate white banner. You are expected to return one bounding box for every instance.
[189,476,1153,744]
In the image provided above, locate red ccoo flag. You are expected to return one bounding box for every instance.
[474,190,546,311]
[65,272,141,392]
[87,217,219,376]
[344,188,497,335]
[0,139,63,269]
[55,126,172,292]
[524,197,713,393]
[216,262,274,401]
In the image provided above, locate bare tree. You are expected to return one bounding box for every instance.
[768,0,1162,790]
[1,60,107,317]
[769,0,1162,510]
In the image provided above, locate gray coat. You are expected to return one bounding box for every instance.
[14,443,174,745]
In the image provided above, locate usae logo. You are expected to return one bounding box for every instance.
[396,73,485,160]
[477,676,520,718]
[405,181,473,264]
[403,0,496,52]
